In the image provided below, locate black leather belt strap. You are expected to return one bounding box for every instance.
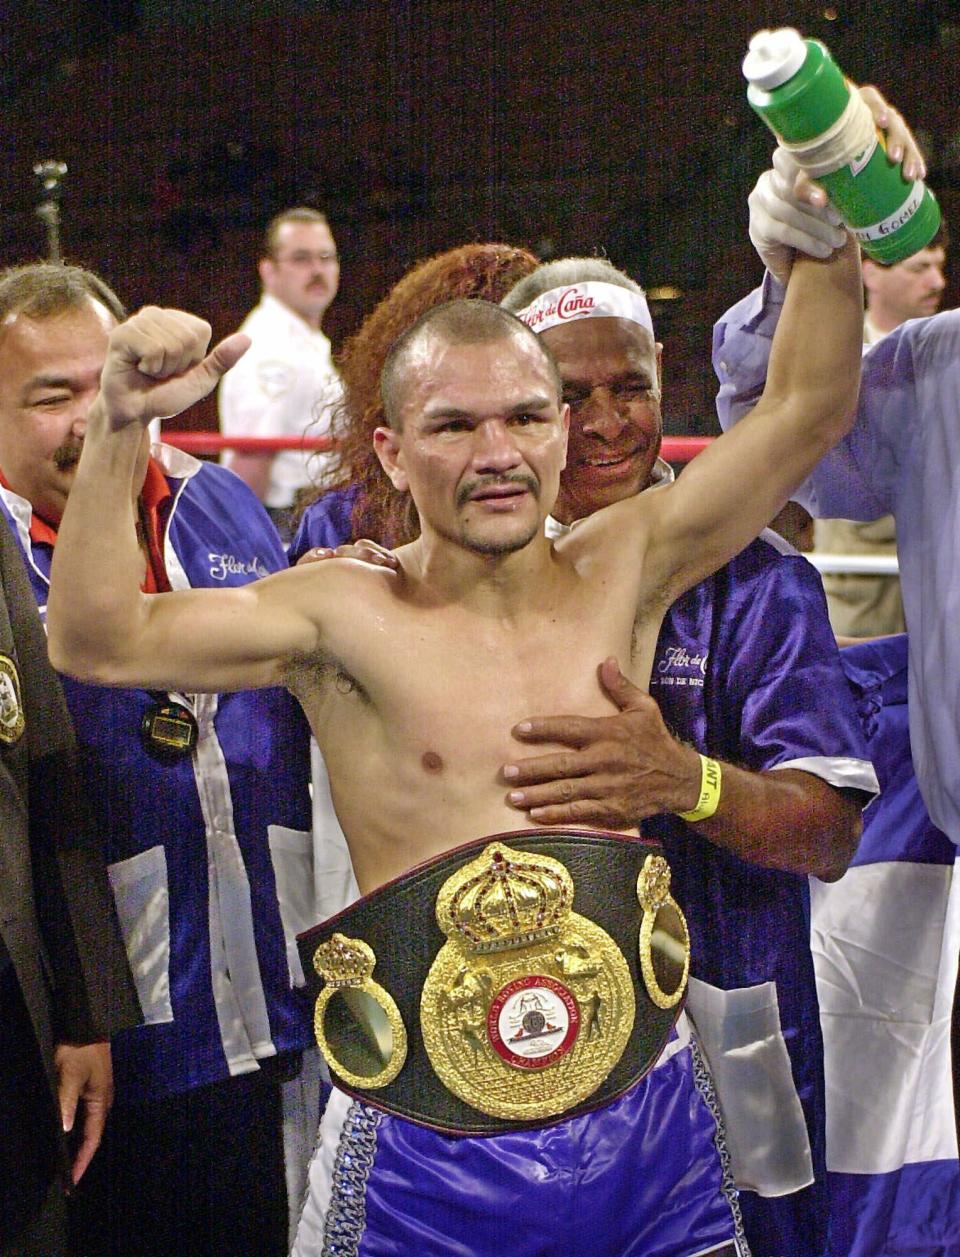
[297,828,684,1136]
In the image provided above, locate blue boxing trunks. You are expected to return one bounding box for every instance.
[293,830,749,1256]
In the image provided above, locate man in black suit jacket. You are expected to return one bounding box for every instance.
[0,515,138,1255]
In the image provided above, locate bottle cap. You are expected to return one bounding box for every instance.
[742,27,807,90]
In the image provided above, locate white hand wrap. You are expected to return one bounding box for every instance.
[748,147,847,285]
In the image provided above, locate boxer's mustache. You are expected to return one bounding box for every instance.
[457,472,538,508]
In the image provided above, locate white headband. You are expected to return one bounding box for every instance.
[514,281,654,338]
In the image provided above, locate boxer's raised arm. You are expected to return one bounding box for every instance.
[637,235,862,605]
[47,307,322,693]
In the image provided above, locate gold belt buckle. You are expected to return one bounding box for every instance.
[421,841,636,1122]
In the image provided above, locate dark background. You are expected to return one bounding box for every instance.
[3,0,958,436]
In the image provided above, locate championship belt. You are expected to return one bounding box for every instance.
[297,829,689,1136]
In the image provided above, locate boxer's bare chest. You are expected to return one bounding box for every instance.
[288,557,664,889]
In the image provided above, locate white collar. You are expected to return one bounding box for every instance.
[259,293,330,342]
[151,441,204,482]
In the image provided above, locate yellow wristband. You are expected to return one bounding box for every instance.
[677,755,722,823]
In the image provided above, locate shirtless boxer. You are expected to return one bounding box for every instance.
[47,238,862,1257]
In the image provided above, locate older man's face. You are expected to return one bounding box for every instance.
[540,316,662,525]
[0,300,116,523]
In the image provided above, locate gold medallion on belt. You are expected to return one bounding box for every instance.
[420,841,635,1122]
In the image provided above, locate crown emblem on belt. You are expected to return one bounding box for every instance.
[436,842,574,954]
[312,932,376,988]
[637,854,672,910]
[424,837,636,1122]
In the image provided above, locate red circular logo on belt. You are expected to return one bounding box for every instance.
[487,974,580,1070]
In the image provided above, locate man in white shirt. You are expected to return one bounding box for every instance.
[219,208,342,538]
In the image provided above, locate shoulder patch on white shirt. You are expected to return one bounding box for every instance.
[256,360,295,400]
